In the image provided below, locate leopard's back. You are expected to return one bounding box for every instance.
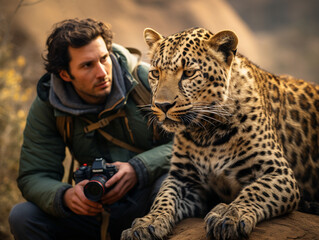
[268,74,319,202]
[229,55,319,200]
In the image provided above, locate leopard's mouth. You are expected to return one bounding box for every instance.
[159,118,183,132]
[158,113,197,132]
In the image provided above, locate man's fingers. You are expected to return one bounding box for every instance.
[64,181,103,216]
[74,183,103,207]
[72,204,103,216]
[100,162,137,204]
[105,170,123,188]
[71,195,103,215]
[102,178,134,204]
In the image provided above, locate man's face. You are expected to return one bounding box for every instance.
[59,36,112,104]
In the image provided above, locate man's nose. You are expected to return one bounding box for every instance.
[96,62,107,78]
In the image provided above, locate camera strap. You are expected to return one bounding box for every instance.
[101,211,111,240]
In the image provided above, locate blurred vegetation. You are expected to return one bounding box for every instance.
[0,1,35,239]
[0,52,32,240]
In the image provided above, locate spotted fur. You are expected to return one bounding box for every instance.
[121,27,319,240]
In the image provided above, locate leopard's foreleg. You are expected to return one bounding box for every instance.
[205,165,300,240]
[121,165,206,240]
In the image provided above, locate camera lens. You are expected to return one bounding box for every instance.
[84,175,107,201]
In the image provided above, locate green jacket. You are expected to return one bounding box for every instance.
[17,44,172,217]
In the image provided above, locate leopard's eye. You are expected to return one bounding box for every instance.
[182,70,196,78]
[150,70,160,78]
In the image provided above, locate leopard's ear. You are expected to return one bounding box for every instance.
[206,30,238,66]
[144,28,163,49]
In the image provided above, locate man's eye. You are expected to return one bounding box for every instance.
[150,70,160,78]
[83,62,92,68]
[182,70,196,78]
[101,55,108,63]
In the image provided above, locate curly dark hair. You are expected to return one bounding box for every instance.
[43,18,113,76]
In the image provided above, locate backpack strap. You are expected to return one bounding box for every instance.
[125,48,163,142]
[56,116,73,144]
[130,67,152,107]
[81,113,144,154]
[83,110,126,133]
[125,48,163,143]
[126,47,152,106]
[56,115,75,184]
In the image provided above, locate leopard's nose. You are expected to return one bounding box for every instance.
[155,102,176,113]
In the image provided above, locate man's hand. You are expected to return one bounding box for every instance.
[63,180,104,216]
[101,162,137,205]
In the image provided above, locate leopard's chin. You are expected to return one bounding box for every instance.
[160,119,186,133]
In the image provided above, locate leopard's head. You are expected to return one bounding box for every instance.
[144,27,238,132]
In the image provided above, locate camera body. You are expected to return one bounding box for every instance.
[74,158,117,201]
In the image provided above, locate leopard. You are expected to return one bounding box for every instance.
[121,27,319,240]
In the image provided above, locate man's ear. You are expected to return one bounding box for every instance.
[59,70,72,82]
[205,30,238,66]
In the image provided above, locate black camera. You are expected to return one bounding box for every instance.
[74,158,117,202]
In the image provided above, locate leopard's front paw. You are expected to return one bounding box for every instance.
[121,214,173,240]
[204,203,255,240]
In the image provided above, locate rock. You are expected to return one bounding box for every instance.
[169,211,319,239]
[170,218,207,240]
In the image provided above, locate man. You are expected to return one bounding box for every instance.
[9,18,172,240]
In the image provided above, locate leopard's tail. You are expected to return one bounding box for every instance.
[298,200,319,215]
